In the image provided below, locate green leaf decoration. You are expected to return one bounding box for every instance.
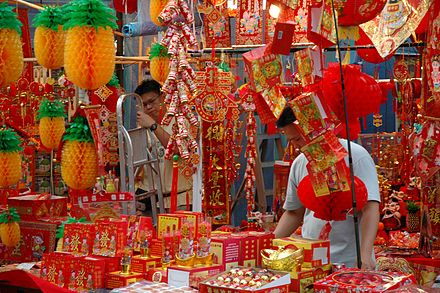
[149,43,170,60]
[406,200,420,213]
[107,73,120,88]
[37,99,66,120]
[63,0,117,31]
[0,208,21,224]
[0,128,23,153]
[32,6,65,31]
[63,116,94,143]
[218,61,230,73]
[56,216,87,238]
[0,2,22,35]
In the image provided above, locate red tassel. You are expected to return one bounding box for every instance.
[170,157,179,213]
[319,222,332,240]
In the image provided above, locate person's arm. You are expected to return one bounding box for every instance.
[137,111,170,147]
[360,200,380,269]
[274,207,305,238]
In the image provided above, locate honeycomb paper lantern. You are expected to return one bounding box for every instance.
[61,116,98,190]
[0,208,21,248]
[0,129,22,188]
[150,0,168,26]
[63,0,117,90]
[0,3,23,88]
[149,43,170,84]
[33,6,65,69]
[37,99,66,150]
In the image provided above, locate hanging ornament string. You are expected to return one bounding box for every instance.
[244,111,257,218]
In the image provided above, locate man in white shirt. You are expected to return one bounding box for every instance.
[274,106,380,269]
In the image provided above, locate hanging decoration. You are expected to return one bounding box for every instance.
[355,28,394,64]
[198,1,231,48]
[307,0,336,48]
[192,66,238,225]
[61,116,98,190]
[113,0,137,14]
[149,43,170,85]
[36,99,66,151]
[235,0,263,45]
[33,6,65,70]
[63,0,117,90]
[0,3,23,88]
[335,0,386,27]
[158,0,200,176]
[0,128,22,189]
[0,208,21,248]
[150,0,168,26]
[360,0,432,58]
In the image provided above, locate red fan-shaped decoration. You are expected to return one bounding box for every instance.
[337,0,386,26]
[356,29,394,64]
[320,63,383,122]
[298,175,368,221]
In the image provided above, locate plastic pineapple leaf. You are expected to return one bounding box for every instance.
[37,99,67,120]
[56,216,87,238]
[0,2,22,36]
[149,43,170,60]
[107,73,120,88]
[32,6,65,31]
[0,128,23,152]
[63,116,94,143]
[0,208,21,224]
[63,0,117,31]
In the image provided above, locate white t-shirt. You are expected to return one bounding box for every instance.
[283,139,380,267]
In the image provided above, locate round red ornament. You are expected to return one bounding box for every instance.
[113,0,137,14]
[297,175,368,221]
[337,0,386,26]
[356,29,394,64]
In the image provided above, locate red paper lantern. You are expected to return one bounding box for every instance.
[320,63,384,121]
[298,175,368,221]
[356,29,394,64]
[113,0,137,14]
[337,0,386,26]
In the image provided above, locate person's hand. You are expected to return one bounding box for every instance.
[137,111,155,129]
[361,257,376,270]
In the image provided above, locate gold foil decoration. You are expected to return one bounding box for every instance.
[261,246,304,272]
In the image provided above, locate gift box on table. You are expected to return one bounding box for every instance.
[175,211,204,237]
[313,268,416,292]
[131,255,161,274]
[157,214,185,239]
[63,222,95,256]
[211,234,241,271]
[93,219,128,257]
[8,193,68,221]
[106,271,144,289]
[0,220,57,264]
[65,256,106,292]
[290,263,332,293]
[90,255,121,274]
[120,215,155,250]
[248,231,275,267]
[145,267,168,283]
[231,232,258,268]
[40,252,74,288]
[168,264,223,289]
[272,237,330,268]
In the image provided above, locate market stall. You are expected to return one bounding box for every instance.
[0,0,439,292]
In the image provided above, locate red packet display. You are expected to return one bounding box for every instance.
[243,43,283,93]
[260,85,287,121]
[307,0,336,48]
[301,131,347,173]
[236,0,263,45]
[63,223,95,256]
[120,215,154,251]
[199,2,231,48]
[272,22,295,55]
[92,219,127,257]
[294,48,323,87]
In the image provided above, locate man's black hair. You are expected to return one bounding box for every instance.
[276,106,297,128]
[135,79,161,96]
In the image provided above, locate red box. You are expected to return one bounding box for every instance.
[90,255,121,274]
[40,252,74,288]
[168,264,224,289]
[63,223,95,256]
[157,214,185,239]
[211,235,241,270]
[131,255,161,274]
[8,194,68,221]
[313,269,417,292]
[93,219,127,257]
[175,211,203,237]
[0,220,57,264]
[272,237,330,268]
[64,256,106,291]
[248,231,275,267]
[120,215,155,250]
[150,238,163,257]
[105,271,144,289]
[145,267,168,283]
[272,22,295,55]
[289,264,332,293]
[232,232,258,268]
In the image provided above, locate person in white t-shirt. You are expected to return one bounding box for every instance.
[273,106,380,269]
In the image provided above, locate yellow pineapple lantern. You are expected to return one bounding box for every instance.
[149,43,170,85]
[63,0,117,90]
[0,128,22,189]
[0,208,21,247]
[0,3,23,88]
[61,116,98,190]
[150,0,169,26]
[33,6,65,69]
[37,99,66,150]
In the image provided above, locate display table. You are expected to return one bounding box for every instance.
[0,270,74,293]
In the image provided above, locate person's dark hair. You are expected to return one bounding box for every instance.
[276,106,297,128]
[135,79,161,96]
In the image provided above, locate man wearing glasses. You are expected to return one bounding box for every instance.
[135,79,192,211]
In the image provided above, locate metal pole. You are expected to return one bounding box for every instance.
[330,0,362,269]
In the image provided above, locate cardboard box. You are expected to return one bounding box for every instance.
[145,267,168,283]
[63,223,95,256]
[157,214,185,239]
[150,238,163,258]
[90,255,121,274]
[248,231,274,267]
[93,219,128,257]
[131,255,161,274]
[105,271,144,289]
[272,237,330,268]
[175,211,204,237]
[313,269,417,292]
[232,233,258,268]
[168,264,223,289]
[65,256,106,292]
[120,215,155,250]
[211,235,241,270]
[40,252,74,289]
[8,194,68,221]
[289,264,331,293]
